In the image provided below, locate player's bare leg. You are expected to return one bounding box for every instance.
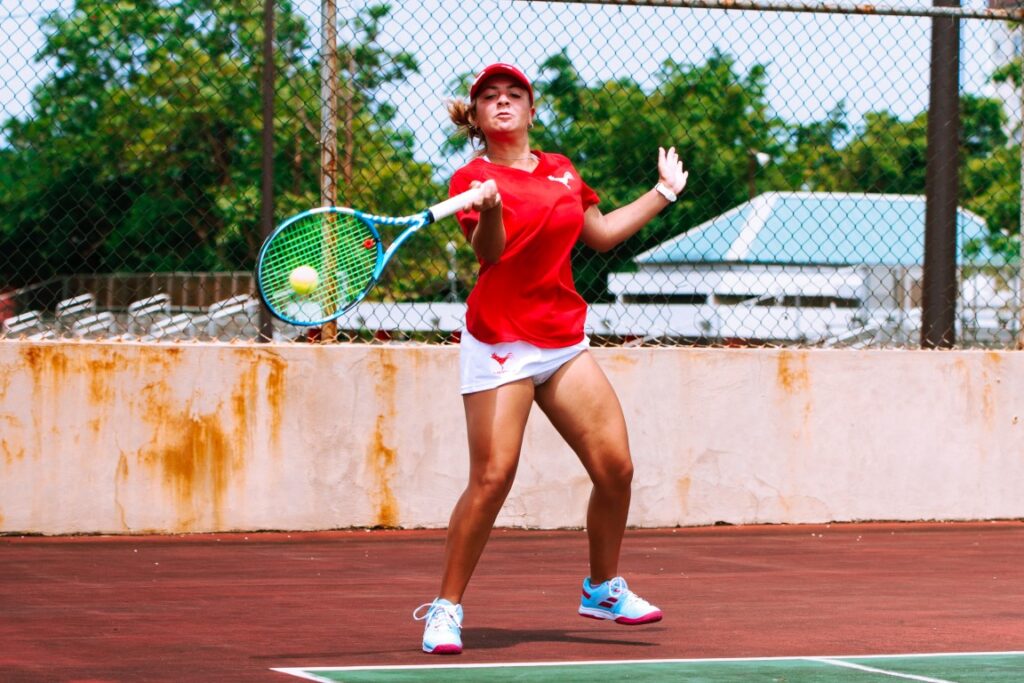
[534,351,633,584]
[439,378,535,604]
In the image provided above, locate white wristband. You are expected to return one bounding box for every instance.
[654,182,677,203]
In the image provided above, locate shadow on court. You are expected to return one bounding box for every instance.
[3,523,1023,682]
[465,626,665,650]
[255,628,662,663]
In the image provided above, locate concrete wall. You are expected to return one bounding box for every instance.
[1,341,1021,535]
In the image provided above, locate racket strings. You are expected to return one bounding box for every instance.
[259,212,378,323]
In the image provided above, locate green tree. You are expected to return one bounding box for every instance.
[777,102,849,192]
[969,59,1024,261]
[0,0,438,294]
[2,0,292,280]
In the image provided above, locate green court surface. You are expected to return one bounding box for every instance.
[274,651,1024,682]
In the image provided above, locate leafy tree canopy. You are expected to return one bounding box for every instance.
[0,1,438,290]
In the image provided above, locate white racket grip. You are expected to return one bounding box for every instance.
[428,187,485,223]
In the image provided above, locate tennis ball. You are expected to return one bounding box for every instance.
[289,265,319,295]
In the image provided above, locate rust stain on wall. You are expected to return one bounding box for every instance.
[20,345,69,380]
[132,349,236,532]
[86,353,121,405]
[12,344,287,532]
[156,415,232,495]
[776,351,811,394]
[86,351,125,438]
[367,349,399,527]
[138,405,236,532]
[114,453,130,530]
[19,345,124,440]
[116,452,130,480]
[677,476,692,514]
[980,352,1004,425]
[601,351,640,371]
[21,346,70,459]
[954,353,1004,427]
[373,347,399,393]
[368,413,398,527]
[126,347,289,531]
[231,348,286,452]
[0,353,22,463]
[776,351,813,436]
[0,361,13,398]
[264,353,287,442]
[2,433,25,464]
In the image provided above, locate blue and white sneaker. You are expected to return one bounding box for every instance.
[412,598,463,654]
[579,576,663,625]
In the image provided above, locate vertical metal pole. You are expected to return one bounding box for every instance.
[319,0,339,343]
[921,0,960,349]
[1018,21,1024,349]
[446,241,458,303]
[342,50,356,205]
[258,0,276,343]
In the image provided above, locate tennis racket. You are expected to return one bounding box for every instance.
[255,187,483,326]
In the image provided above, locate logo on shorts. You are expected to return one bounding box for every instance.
[490,352,512,373]
[548,172,572,188]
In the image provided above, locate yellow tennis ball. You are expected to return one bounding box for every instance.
[289,265,319,295]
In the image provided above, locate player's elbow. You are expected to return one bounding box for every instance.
[580,213,618,253]
[582,234,617,253]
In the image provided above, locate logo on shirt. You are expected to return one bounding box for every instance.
[547,172,572,188]
[490,352,512,373]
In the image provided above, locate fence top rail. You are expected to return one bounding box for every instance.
[512,0,1024,21]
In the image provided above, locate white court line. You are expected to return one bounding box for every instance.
[271,649,1024,676]
[810,657,955,683]
[272,669,336,683]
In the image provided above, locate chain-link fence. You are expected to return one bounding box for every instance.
[1,0,1021,347]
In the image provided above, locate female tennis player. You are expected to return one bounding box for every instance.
[413,63,688,654]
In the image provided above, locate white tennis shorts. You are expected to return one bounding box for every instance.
[459,328,590,395]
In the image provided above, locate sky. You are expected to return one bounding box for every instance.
[0,0,1013,171]
[344,0,1010,174]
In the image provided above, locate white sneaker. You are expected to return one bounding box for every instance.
[412,598,463,654]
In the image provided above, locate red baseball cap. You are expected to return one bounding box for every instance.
[469,63,534,104]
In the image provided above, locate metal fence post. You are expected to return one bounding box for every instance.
[1019,19,1024,350]
[259,0,276,343]
[921,0,960,349]
[319,0,339,344]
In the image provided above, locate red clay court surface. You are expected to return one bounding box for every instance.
[2,522,1023,682]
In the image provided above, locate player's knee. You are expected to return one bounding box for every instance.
[470,467,517,503]
[615,459,635,488]
[593,456,633,492]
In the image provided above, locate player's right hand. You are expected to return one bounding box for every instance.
[469,179,501,212]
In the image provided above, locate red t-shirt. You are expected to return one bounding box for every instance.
[450,151,600,347]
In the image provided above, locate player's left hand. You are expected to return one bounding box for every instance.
[658,146,688,195]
